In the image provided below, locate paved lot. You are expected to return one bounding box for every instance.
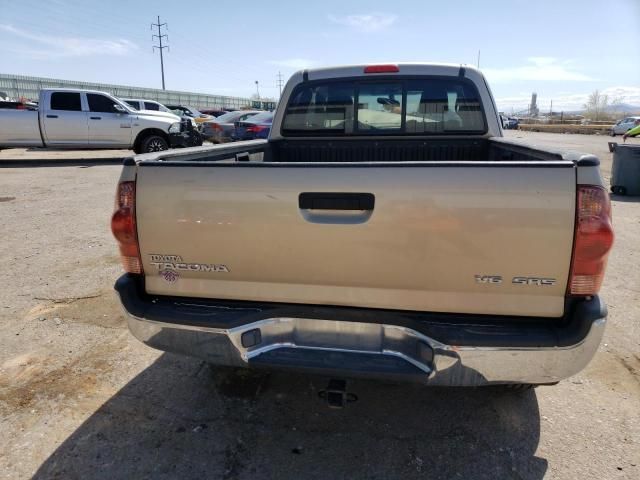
[0,132,639,479]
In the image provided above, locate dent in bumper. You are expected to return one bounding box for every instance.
[124,309,606,387]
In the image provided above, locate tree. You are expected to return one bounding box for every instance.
[583,90,609,121]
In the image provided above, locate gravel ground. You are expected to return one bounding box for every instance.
[0,132,639,480]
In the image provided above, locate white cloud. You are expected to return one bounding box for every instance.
[0,24,138,58]
[328,13,397,32]
[495,86,640,112]
[269,58,318,70]
[483,57,593,83]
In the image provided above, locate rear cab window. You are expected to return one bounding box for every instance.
[50,92,82,111]
[144,102,160,111]
[282,77,486,136]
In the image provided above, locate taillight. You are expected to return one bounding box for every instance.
[364,64,399,74]
[246,125,267,133]
[111,181,143,274]
[568,185,614,295]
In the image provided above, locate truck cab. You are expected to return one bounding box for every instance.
[0,88,202,153]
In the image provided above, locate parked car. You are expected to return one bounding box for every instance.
[112,63,613,397]
[0,88,201,153]
[232,111,273,140]
[201,110,261,143]
[120,98,181,123]
[166,105,213,124]
[505,117,519,130]
[122,98,172,113]
[611,116,640,136]
[200,108,229,117]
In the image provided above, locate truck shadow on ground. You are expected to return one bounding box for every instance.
[33,353,547,480]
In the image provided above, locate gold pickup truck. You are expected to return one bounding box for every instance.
[112,64,614,393]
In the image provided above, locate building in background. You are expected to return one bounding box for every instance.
[0,73,276,111]
[529,92,539,117]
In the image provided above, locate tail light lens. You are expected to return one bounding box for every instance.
[111,181,143,274]
[568,185,614,295]
[246,125,267,133]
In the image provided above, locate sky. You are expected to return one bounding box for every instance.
[1,0,639,112]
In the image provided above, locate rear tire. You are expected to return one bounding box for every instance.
[136,134,169,154]
[610,130,616,137]
[611,186,627,195]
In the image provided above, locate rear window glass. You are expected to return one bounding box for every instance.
[50,92,82,111]
[282,77,486,135]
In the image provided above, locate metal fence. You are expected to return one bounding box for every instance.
[0,73,276,110]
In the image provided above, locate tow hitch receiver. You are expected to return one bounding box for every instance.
[319,379,358,409]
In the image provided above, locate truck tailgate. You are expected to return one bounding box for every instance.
[135,162,576,318]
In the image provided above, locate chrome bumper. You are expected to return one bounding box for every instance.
[125,310,606,386]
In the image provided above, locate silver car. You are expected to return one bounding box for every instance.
[202,110,261,143]
[611,116,640,136]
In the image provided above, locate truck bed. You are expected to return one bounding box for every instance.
[134,136,581,165]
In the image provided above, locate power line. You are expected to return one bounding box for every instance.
[276,71,284,98]
[151,15,168,90]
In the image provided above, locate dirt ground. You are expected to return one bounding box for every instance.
[0,132,639,480]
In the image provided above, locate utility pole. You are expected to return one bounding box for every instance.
[255,80,260,99]
[276,71,284,98]
[151,16,168,90]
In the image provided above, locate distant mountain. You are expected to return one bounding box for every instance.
[499,103,640,117]
[606,103,640,114]
[559,104,640,115]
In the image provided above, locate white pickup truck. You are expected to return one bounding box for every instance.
[112,64,614,397]
[0,88,202,153]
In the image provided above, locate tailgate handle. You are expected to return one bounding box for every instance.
[299,193,375,211]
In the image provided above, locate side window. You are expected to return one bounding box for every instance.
[144,102,160,111]
[124,100,139,109]
[87,94,118,113]
[50,92,82,111]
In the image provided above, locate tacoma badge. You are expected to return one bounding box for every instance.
[149,254,230,273]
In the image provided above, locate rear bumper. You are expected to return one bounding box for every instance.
[115,275,606,386]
